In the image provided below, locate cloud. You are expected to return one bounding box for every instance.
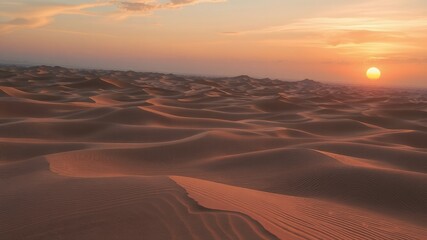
[325,30,404,46]
[222,0,427,45]
[224,17,427,35]
[221,0,427,61]
[0,0,226,32]
[115,1,157,12]
[223,16,427,49]
[111,0,225,19]
[222,0,427,54]
[117,0,224,10]
[0,2,108,33]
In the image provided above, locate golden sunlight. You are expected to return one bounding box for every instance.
[366,67,381,80]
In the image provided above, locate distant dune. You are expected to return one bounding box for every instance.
[0,65,426,240]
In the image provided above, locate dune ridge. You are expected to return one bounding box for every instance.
[171,176,427,240]
[0,65,426,239]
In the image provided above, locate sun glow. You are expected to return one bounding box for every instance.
[366,67,381,80]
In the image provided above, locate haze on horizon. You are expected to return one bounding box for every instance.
[0,0,426,88]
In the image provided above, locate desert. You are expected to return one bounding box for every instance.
[0,65,426,239]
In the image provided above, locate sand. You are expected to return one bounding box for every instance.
[0,65,426,239]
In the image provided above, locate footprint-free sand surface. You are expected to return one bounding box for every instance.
[1,65,426,239]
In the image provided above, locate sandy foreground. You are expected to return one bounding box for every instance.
[0,65,426,240]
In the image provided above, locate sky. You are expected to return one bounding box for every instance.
[0,0,426,88]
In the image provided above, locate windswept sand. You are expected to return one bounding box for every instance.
[1,65,426,239]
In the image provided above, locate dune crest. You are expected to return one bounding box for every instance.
[172,176,427,240]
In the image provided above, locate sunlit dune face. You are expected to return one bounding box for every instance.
[366,67,381,80]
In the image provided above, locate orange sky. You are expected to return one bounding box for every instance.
[0,0,426,88]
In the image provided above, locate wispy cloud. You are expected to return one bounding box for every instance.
[111,0,226,20]
[0,2,107,33]
[223,17,427,36]
[222,0,427,61]
[221,16,427,60]
[0,0,226,32]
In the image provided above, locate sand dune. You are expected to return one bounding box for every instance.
[0,65,426,239]
[172,176,427,240]
[1,160,275,240]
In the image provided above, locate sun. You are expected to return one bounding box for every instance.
[366,67,381,80]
